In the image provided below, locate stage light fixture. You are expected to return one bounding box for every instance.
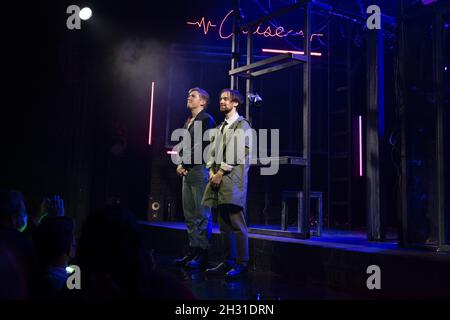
[79,7,92,20]
[248,93,263,108]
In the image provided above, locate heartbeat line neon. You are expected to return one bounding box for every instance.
[187,10,324,41]
[186,17,217,35]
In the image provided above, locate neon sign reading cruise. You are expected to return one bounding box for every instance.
[187,9,324,41]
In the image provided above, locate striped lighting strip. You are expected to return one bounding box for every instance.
[148,81,155,145]
[262,48,322,57]
[359,115,363,176]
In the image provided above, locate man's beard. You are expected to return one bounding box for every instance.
[220,105,233,114]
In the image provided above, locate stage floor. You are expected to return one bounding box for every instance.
[139,220,450,299]
[152,253,358,300]
[141,221,447,257]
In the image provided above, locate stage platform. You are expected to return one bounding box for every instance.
[138,221,450,299]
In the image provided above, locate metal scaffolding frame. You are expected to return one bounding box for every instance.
[398,0,449,251]
[434,7,449,252]
[229,0,312,239]
[227,0,399,241]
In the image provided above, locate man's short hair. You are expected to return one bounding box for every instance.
[0,190,25,222]
[189,87,210,108]
[220,89,244,109]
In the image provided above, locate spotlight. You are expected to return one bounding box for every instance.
[248,93,263,107]
[79,7,92,21]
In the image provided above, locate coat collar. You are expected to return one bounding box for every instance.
[220,115,246,130]
[185,109,205,129]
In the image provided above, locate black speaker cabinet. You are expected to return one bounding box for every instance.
[147,195,164,221]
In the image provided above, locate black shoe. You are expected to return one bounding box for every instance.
[186,249,208,269]
[226,264,248,279]
[205,262,234,275]
[174,248,198,266]
[174,255,193,266]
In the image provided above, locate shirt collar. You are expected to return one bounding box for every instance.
[225,112,239,126]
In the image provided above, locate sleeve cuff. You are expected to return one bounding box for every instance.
[220,162,234,172]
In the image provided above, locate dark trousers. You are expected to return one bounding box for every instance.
[217,204,249,266]
[182,165,212,250]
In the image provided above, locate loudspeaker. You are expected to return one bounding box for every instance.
[147,195,164,221]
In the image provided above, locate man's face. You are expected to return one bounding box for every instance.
[187,91,205,110]
[219,91,237,114]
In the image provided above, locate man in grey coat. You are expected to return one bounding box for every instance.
[202,89,252,279]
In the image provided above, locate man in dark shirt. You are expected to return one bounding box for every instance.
[174,87,216,269]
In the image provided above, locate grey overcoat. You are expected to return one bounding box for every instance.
[201,116,252,209]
